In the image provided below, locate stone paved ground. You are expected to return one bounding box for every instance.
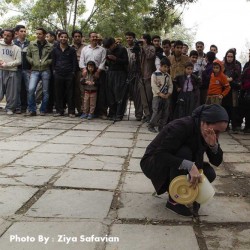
[0,107,250,250]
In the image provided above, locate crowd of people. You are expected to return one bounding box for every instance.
[0,26,250,132]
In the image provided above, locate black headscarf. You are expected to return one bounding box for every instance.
[192,104,229,123]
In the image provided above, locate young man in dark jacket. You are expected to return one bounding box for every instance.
[26,28,53,116]
[52,31,78,117]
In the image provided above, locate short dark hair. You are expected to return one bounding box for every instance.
[196,41,204,46]
[174,40,183,48]
[59,31,68,38]
[72,30,82,37]
[36,27,47,34]
[142,34,151,45]
[15,25,25,32]
[152,35,161,41]
[125,31,136,38]
[210,44,218,50]
[47,31,56,39]
[103,37,116,49]
[162,39,171,46]
[89,31,97,37]
[206,51,216,63]
[189,50,198,57]
[183,43,189,48]
[184,61,194,68]
[160,57,171,67]
[3,29,15,38]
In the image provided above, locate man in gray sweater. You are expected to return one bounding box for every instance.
[0,29,21,115]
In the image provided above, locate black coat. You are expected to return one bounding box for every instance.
[140,116,223,194]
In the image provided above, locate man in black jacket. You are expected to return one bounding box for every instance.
[103,37,129,121]
[141,104,228,216]
[52,31,78,117]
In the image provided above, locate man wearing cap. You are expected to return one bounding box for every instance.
[140,104,228,217]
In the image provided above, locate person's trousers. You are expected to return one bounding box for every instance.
[74,70,83,114]
[83,90,97,114]
[139,78,153,117]
[54,74,75,114]
[0,70,19,111]
[28,70,50,113]
[206,95,222,105]
[16,69,30,111]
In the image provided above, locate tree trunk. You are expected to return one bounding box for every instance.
[72,0,78,32]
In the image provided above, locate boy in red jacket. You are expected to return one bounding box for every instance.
[206,60,230,105]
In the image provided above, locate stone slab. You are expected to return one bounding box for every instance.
[54,169,120,190]
[137,133,157,141]
[239,140,250,146]
[127,158,142,172]
[32,143,85,154]
[131,147,146,158]
[203,226,250,250]
[0,166,58,185]
[67,155,124,171]
[0,141,41,151]
[0,221,105,250]
[49,136,95,145]
[7,119,45,128]
[0,150,25,166]
[219,138,240,145]
[231,163,250,174]
[9,134,58,142]
[223,153,250,163]
[39,122,75,130]
[63,130,100,137]
[231,134,250,140]
[106,126,138,133]
[118,192,191,221]
[14,152,72,167]
[135,140,149,148]
[83,146,128,157]
[0,186,38,216]
[199,196,250,222]
[73,123,108,131]
[26,190,113,219]
[0,126,29,135]
[122,173,154,193]
[221,144,248,152]
[91,137,133,147]
[26,129,65,135]
[106,224,199,250]
[101,132,134,139]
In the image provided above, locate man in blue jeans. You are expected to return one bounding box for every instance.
[26,27,53,116]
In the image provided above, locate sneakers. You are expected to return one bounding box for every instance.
[69,114,75,118]
[6,110,14,115]
[53,113,63,117]
[25,111,37,116]
[87,114,93,120]
[166,200,193,217]
[15,109,21,114]
[80,113,88,119]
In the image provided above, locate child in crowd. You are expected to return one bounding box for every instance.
[80,61,98,120]
[173,62,200,119]
[148,57,173,133]
[189,50,199,76]
[206,60,230,105]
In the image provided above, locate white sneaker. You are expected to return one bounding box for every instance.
[6,110,14,115]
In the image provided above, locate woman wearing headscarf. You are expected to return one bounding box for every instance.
[140,104,229,217]
[222,49,241,131]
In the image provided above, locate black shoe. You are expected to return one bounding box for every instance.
[166,200,192,217]
[136,117,142,121]
[148,126,157,133]
[25,111,37,116]
[192,201,200,217]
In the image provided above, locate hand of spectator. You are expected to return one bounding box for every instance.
[94,71,100,79]
[189,164,202,189]
[227,77,233,82]
[106,55,117,61]
[82,69,87,78]
[218,94,223,99]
